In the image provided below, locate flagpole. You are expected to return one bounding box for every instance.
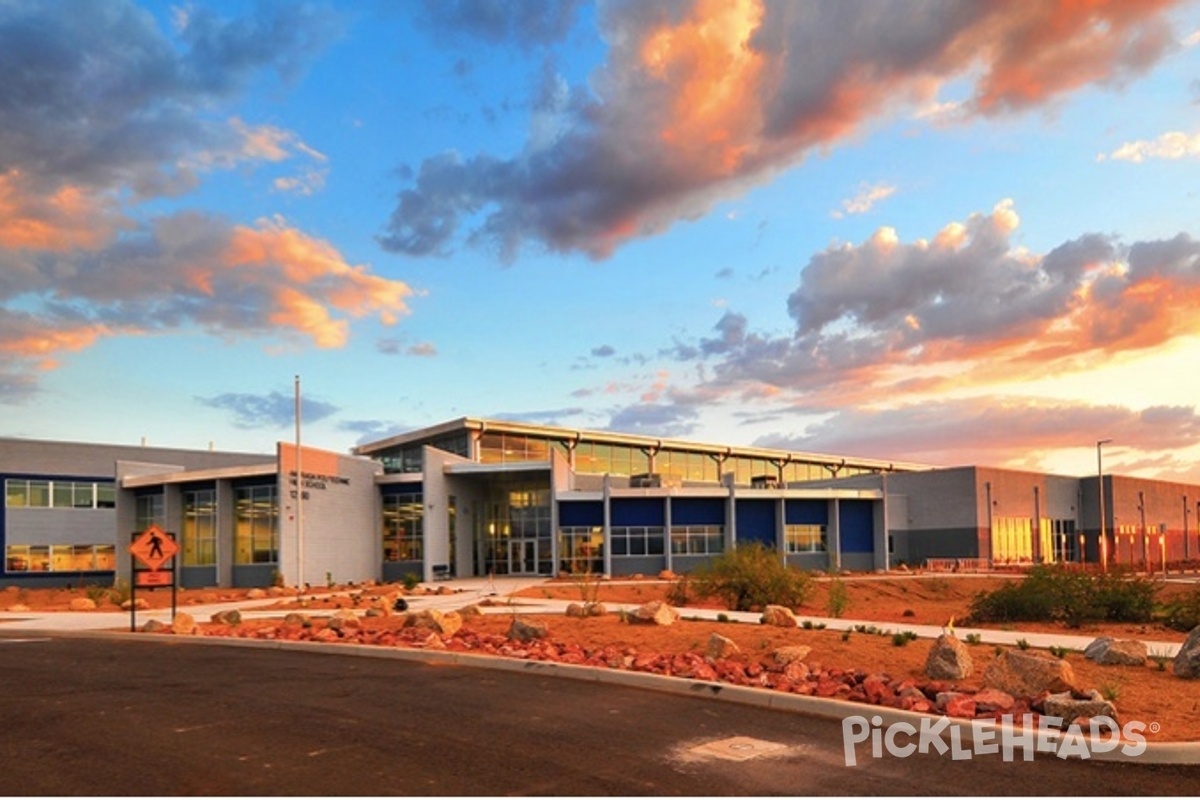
[295,374,304,590]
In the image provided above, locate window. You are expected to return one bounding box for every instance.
[183,488,218,567]
[5,544,114,573]
[382,493,423,562]
[559,527,603,574]
[135,493,165,533]
[670,525,724,555]
[785,524,827,553]
[234,485,277,565]
[611,526,665,557]
[991,516,1033,564]
[4,479,114,509]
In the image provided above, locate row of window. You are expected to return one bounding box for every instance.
[991,517,1079,564]
[133,486,279,567]
[5,479,116,509]
[382,429,883,483]
[5,544,116,573]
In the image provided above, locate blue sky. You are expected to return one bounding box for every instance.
[4,0,1200,482]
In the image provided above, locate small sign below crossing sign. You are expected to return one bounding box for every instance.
[129,525,178,571]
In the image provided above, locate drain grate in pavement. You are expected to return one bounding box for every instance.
[688,736,789,762]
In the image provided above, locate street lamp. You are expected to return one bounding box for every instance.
[1097,439,1112,573]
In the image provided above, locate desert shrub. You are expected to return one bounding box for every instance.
[967,565,1158,627]
[402,572,421,591]
[825,578,851,618]
[1091,570,1158,623]
[691,543,813,612]
[665,574,693,607]
[892,631,918,647]
[109,578,131,607]
[1162,587,1200,632]
[85,584,109,606]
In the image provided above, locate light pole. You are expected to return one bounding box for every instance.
[1097,439,1112,573]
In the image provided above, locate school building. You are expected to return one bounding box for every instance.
[3,417,1198,588]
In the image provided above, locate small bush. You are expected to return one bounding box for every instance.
[402,572,421,591]
[665,574,693,607]
[902,608,915,617]
[109,579,131,607]
[1149,648,1171,671]
[1049,645,1068,659]
[717,612,730,623]
[965,633,982,645]
[1100,682,1121,701]
[801,619,814,630]
[85,584,109,606]
[892,631,918,647]
[1162,587,1200,632]
[1016,638,1030,650]
[841,630,851,642]
[825,578,851,618]
[691,543,813,612]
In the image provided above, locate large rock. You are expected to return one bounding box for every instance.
[69,597,97,611]
[925,634,973,680]
[171,612,197,635]
[629,601,679,626]
[403,609,462,637]
[327,609,361,631]
[1084,637,1147,666]
[983,649,1075,697]
[707,633,741,659]
[760,605,798,627]
[1043,690,1117,726]
[772,645,812,666]
[508,617,549,642]
[210,609,242,625]
[1173,625,1200,678]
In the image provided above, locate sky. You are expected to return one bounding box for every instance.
[3,0,1200,483]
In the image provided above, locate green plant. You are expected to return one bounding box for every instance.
[902,608,915,617]
[841,630,851,642]
[994,645,1004,657]
[271,569,285,588]
[717,612,731,623]
[1099,681,1121,702]
[892,631,918,647]
[967,565,1160,627]
[965,633,982,645]
[108,579,131,607]
[1016,638,1030,650]
[85,584,109,606]
[825,578,851,618]
[815,622,827,630]
[1149,647,1171,672]
[665,574,693,607]
[1162,587,1200,632]
[1049,645,1069,659]
[402,572,421,591]
[569,565,603,613]
[801,619,814,630]
[690,543,813,612]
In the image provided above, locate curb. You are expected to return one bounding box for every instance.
[21,627,1200,766]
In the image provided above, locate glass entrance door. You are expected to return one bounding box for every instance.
[508,539,538,574]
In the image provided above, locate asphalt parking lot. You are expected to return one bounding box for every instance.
[1,633,1198,796]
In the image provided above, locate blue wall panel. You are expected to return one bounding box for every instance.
[671,497,726,525]
[785,499,827,526]
[735,500,776,546]
[611,498,664,526]
[840,500,875,553]
[558,501,603,527]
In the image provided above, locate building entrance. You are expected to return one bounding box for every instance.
[508,538,538,574]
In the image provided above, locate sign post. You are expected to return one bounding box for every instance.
[128,524,179,632]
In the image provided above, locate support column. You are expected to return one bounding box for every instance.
[827,498,841,572]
